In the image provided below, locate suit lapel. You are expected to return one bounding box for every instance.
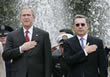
[70,35,82,51]
[17,28,26,45]
[87,35,92,45]
[74,35,82,50]
[31,27,40,41]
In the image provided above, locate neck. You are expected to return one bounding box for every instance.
[24,25,32,30]
[78,33,88,38]
[78,35,84,38]
[1,43,5,48]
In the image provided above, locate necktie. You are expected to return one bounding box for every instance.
[25,30,29,42]
[80,38,84,49]
[80,38,85,77]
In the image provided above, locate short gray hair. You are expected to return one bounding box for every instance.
[73,14,89,25]
[19,5,35,16]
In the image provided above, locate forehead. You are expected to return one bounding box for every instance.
[75,18,86,23]
[21,8,32,14]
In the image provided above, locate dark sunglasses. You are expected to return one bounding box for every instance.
[0,35,7,37]
[75,23,85,27]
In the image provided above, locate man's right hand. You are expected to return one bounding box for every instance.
[84,43,97,54]
[20,41,37,52]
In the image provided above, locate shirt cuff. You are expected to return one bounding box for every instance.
[83,49,88,56]
[19,46,23,53]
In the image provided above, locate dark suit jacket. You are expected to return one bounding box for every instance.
[63,35,108,77]
[52,55,68,77]
[105,46,110,56]
[2,27,52,77]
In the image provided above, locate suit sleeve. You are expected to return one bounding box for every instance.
[44,32,52,77]
[98,39,108,77]
[105,46,110,56]
[63,40,87,65]
[2,33,22,61]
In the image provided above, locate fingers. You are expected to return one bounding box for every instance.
[51,45,59,51]
[21,41,37,52]
[86,42,97,49]
[30,41,37,46]
[92,45,97,49]
[85,43,98,54]
[27,41,37,48]
[107,45,110,49]
[51,47,57,51]
[86,42,89,46]
[85,42,89,48]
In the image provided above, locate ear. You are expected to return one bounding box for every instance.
[87,24,90,29]
[73,25,75,30]
[33,16,35,19]
[33,16,35,21]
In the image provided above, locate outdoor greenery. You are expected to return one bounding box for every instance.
[0,0,18,29]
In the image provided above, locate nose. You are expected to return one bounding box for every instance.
[24,15,28,18]
[78,25,83,28]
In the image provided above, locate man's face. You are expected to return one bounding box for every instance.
[59,45,64,55]
[0,36,7,45]
[20,8,35,28]
[73,18,89,37]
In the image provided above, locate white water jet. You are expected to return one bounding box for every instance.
[89,0,110,45]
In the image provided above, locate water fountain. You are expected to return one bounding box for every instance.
[3,0,110,76]
[91,0,110,76]
[89,0,110,46]
[15,0,72,45]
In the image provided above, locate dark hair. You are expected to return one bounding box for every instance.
[59,29,73,35]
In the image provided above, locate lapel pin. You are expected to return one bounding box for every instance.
[36,34,39,36]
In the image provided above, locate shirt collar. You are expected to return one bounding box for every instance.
[23,26,33,34]
[77,34,88,41]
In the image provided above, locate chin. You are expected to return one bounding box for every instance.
[78,33,85,36]
[24,25,31,26]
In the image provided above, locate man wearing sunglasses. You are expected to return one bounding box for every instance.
[63,15,108,77]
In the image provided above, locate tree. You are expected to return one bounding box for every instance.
[0,0,18,29]
[89,0,110,44]
[68,0,96,33]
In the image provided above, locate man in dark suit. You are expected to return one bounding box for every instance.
[63,15,108,77]
[2,6,52,77]
[105,45,110,56]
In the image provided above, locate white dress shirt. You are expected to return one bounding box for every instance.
[23,26,33,41]
[77,34,88,56]
[19,26,34,53]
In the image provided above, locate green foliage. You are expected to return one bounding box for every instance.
[70,0,92,16]
[69,0,96,35]
[0,0,18,29]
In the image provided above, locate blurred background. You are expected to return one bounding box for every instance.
[0,0,110,76]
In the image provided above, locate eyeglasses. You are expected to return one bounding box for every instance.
[75,23,85,27]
